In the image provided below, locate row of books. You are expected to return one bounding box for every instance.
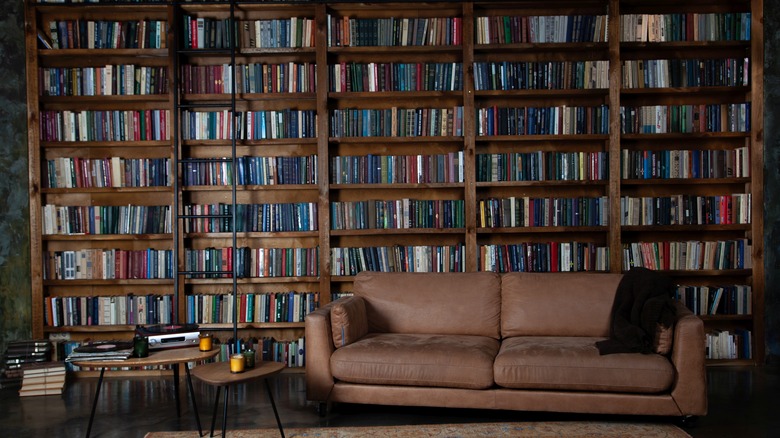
[621,239,752,271]
[38,57,752,97]
[46,19,167,50]
[479,242,609,273]
[330,61,462,93]
[44,294,173,327]
[327,15,462,47]
[676,285,752,316]
[212,336,305,368]
[331,292,354,301]
[39,65,168,97]
[478,196,609,228]
[476,151,609,183]
[42,204,171,235]
[183,155,318,186]
[620,104,750,134]
[622,58,750,89]
[184,246,319,278]
[39,13,753,50]
[44,157,171,189]
[476,105,610,136]
[330,199,465,231]
[40,109,170,142]
[38,105,749,142]
[473,60,608,91]
[180,62,316,95]
[475,15,608,45]
[185,291,319,324]
[180,109,317,140]
[329,106,464,138]
[706,329,751,360]
[330,244,466,275]
[620,194,751,226]
[43,249,174,280]
[621,148,750,180]
[40,57,749,98]
[182,16,234,50]
[330,152,464,185]
[242,17,315,49]
[183,202,318,233]
[271,337,305,368]
[619,13,751,43]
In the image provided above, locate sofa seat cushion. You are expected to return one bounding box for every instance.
[494,336,675,394]
[331,333,500,390]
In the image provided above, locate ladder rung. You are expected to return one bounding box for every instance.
[179,157,233,163]
[178,102,234,109]
[180,271,235,276]
[178,214,233,219]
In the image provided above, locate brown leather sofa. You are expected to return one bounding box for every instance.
[306,271,707,420]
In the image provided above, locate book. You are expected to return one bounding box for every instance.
[19,387,63,397]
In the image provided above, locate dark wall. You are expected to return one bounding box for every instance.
[0,0,32,354]
[763,1,780,364]
[0,1,778,360]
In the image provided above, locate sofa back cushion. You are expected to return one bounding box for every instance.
[353,271,502,339]
[501,272,623,338]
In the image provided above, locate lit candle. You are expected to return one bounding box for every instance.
[229,354,245,373]
[199,333,213,351]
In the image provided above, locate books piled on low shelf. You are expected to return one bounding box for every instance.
[0,340,52,389]
[19,362,66,397]
[65,340,134,364]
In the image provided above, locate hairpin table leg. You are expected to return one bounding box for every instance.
[265,379,285,438]
[184,365,203,436]
[85,367,105,438]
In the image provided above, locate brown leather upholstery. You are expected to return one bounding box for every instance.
[501,272,622,337]
[331,333,500,389]
[354,271,502,338]
[307,272,708,417]
[494,336,674,393]
[331,295,369,348]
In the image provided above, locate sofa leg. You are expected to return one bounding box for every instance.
[678,415,699,428]
[317,402,330,417]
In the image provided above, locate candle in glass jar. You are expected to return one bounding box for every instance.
[198,333,212,351]
[243,349,256,368]
[229,354,245,373]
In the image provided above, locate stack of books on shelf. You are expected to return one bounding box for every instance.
[0,340,52,389]
[19,362,66,397]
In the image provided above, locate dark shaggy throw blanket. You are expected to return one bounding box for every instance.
[596,267,677,355]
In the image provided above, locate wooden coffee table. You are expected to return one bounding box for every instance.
[71,347,219,438]
[191,360,286,438]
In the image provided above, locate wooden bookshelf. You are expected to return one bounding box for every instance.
[26,0,764,366]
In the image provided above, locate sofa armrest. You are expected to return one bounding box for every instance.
[305,302,337,402]
[669,301,708,416]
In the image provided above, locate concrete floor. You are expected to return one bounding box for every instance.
[0,365,777,437]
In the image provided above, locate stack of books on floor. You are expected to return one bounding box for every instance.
[1,340,52,389]
[19,362,66,397]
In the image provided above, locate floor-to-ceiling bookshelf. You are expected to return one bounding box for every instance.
[26,0,764,367]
